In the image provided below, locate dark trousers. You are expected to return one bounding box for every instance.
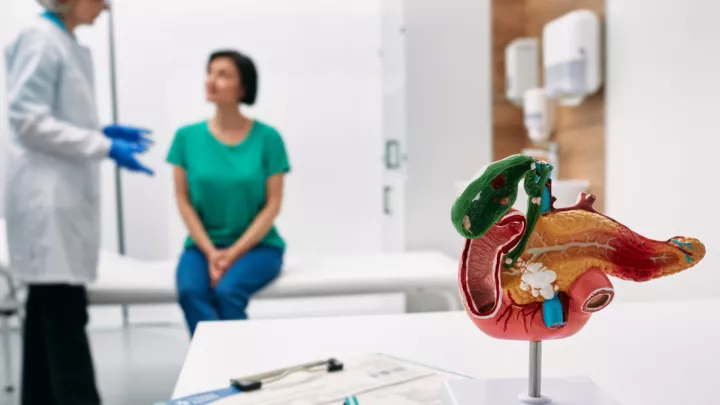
[21,285,101,405]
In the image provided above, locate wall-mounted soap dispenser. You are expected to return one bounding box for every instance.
[522,88,559,180]
[523,88,555,144]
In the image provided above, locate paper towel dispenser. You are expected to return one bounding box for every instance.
[542,10,603,106]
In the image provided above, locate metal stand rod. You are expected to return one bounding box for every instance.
[108,7,126,257]
[1,316,14,394]
[529,341,542,398]
[121,305,129,328]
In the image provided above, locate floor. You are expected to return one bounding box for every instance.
[2,325,191,405]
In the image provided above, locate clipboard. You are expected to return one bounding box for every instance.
[230,358,345,392]
[158,353,469,405]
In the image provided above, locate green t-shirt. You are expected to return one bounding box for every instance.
[166,120,290,251]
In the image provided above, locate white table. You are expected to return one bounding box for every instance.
[174,298,720,405]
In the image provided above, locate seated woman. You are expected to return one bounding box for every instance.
[167,50,290,336]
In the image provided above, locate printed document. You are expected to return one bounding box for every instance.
[214,353,464,405]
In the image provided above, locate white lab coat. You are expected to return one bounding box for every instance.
[4,17,112,285]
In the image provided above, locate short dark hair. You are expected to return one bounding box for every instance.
[208,50,258,105]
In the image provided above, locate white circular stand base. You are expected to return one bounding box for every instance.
[518,393,552,404]
[442,376,621,405]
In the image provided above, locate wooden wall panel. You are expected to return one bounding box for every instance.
[491,0,528,162]
[492,0,606,210]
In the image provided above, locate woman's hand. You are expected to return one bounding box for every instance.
[214,252,232,272]
[208,249,231,287]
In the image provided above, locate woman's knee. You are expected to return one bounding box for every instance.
[213,282,247,304]
[244,247,284,280]
[176,248,210,302]
[177,283,208,304]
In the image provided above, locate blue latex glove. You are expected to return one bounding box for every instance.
[103,124,153,147]
[109,139,154,176]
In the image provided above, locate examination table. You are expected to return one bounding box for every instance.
[0,219,461,317]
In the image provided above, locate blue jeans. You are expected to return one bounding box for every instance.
[176,245,283,336]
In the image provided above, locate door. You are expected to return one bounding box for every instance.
[380,0,408,252]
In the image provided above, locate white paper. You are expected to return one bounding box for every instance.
[215,354,461,405]
[355,374,453,405]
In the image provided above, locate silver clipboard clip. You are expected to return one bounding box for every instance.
[230,358,344,392]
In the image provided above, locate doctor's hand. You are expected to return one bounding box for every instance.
[108,139,154,176]
[103,124,153,147]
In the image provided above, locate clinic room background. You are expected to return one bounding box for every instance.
[0,0,717,404]
[0,0,717,332]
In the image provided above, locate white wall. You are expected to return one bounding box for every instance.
[109,0,384,261]
[404,0,492,258]
[606,0,717,301]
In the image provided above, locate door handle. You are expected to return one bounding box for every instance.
[383,186,392,215]
[384,140,400,170]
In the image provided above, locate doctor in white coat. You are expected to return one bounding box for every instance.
[4,1,153,404]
